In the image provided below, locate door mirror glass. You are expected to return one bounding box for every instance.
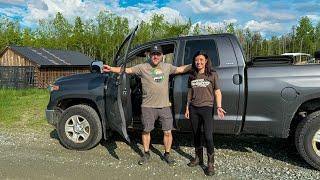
[90,61,103,73]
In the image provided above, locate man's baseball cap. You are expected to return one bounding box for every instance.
[150,45,163,54]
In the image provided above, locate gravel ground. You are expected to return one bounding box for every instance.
[0,127,319,180]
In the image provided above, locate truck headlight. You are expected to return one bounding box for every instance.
[48,84,60,92]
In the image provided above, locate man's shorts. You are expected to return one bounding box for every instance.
[141,107,174,132]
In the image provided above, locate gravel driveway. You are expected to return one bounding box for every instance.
[0,127,319,180]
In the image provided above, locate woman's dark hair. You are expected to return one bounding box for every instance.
[190,51,214,79]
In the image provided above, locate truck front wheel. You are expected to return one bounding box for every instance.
[295,110,320,170]
[57,105,102,150]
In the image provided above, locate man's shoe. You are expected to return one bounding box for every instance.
[138,152,150,165]
[163,153,175,166]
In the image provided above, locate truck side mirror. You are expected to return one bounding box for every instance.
[90,61,103,73]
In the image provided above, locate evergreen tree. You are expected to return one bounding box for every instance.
[296,16,314,54]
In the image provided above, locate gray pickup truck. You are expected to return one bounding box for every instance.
[46,26,320,170]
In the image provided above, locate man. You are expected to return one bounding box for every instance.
[103,45,191,165]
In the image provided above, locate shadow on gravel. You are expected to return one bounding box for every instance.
[100,130,193,160]
[50,129,59,140]
[100,130,144,160]
[100,140,120,159]
[105,130,314,170]
[50,128,314,170]
[213,134,314,170]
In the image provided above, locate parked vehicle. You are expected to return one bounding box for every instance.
[46,26,320,170]
[281,52,312,64]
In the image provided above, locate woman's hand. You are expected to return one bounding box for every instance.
[217,107,226,120]
[185,108,190,119]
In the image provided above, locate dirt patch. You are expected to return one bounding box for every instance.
[0,127,319,180]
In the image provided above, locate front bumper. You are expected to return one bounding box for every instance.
[45,109,61,126]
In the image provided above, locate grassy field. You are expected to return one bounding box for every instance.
[0,88,51,129]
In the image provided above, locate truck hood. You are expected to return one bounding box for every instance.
[55,73,96,84]
[53,73,108,91]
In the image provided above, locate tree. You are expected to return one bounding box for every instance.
[22,28,33,46]
[225,23,235,34]
[2,11,320,62]
[0,19,21,49]
[296,16,314,54]
[315,21,320,51]
[192,23,201,35]
[71,16,85,53]
[53,12,72,49]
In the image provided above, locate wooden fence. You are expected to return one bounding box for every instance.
[0,66,35,88]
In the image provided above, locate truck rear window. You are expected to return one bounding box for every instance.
[184,39,219,66]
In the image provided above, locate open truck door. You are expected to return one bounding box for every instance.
[105,25,138,142]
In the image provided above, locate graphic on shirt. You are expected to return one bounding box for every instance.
[191,79,211,88]
[150,68,164,83]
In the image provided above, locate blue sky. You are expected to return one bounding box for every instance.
[0,0,319,37]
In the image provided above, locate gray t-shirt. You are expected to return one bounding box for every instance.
[188,72,221,107]
[131,62,177,108]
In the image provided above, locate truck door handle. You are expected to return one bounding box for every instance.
[123,89,127,95]
[233,74,242,85]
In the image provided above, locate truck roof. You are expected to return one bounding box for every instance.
[132,33,237,48]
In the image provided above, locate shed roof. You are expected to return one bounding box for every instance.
[2,46,94,67]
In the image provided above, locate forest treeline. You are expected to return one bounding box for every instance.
[1,11,320,63]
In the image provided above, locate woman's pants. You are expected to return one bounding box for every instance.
[189,105,214,154]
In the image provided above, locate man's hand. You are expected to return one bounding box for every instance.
[103,65,131,74]
[103,65,112,72]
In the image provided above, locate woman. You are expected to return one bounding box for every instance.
[185,51,226,176]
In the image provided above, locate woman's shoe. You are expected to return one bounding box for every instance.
[206,153,215,176]
[187,147,203,167]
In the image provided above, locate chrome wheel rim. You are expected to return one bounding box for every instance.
[312,128,320,157]
[65,115,90,143]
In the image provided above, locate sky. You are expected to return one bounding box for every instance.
[0,0,319,37]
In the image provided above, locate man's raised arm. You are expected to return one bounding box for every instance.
[103,64,133,74]
[175,64,192,74]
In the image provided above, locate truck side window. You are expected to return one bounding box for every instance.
[127,54,148,67]
[184,39,219,66]
[127,44,175,67]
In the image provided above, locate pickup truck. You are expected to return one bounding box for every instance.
[46,26,320,170]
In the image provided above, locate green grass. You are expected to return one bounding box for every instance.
[0,88,51,129]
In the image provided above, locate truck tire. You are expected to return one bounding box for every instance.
[295,110,320,170]
[57,104,102,150]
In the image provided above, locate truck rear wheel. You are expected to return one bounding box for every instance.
[295,110,320,170]
[57,105,102,150]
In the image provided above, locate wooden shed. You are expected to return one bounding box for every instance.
[0,46,94,88]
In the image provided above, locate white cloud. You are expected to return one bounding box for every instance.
[245,20,283,32]
[224,18,237,24]
[185,0,256,15]
[20,0,186,28]
[97,4,187,27]
[22,0,107,26]
[306,14,320,22]
[253,9,296,21]
[27,0,48,10]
